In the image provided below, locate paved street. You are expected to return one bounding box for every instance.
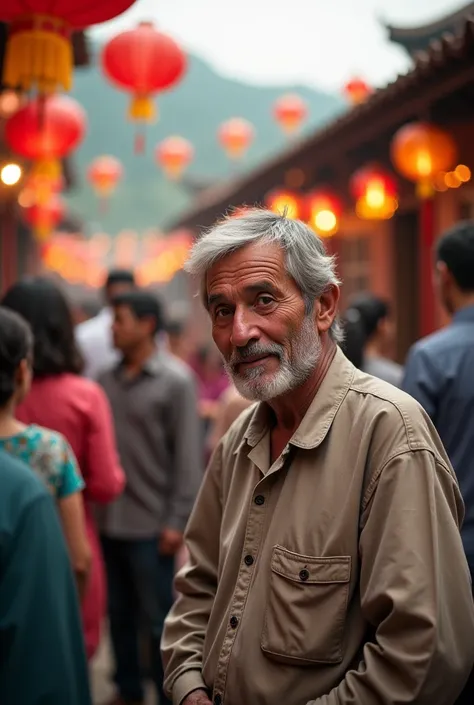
[91,633,154,705]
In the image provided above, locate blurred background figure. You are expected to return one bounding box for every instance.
[1,277,125,661]
[165,317,192,363]
[0,306,91,601]
[0,449,93,705]
[402,220,474,705]
[76,269,136,380]
[207,385,253,454]
[97,290,202,705]
[342,292,403,386]
[190,344,229,442]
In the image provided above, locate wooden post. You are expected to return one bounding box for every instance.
[419,197,436,337]
[0,197,17,294]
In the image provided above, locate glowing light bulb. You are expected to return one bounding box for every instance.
[1,162,22,186]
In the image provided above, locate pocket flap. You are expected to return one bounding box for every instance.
[271,546,351,584]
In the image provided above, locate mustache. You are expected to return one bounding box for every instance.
[228,342,284,368]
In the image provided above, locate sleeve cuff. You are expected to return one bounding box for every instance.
[172,669,208,705]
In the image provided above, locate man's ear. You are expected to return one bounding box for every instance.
[315,285,340,335]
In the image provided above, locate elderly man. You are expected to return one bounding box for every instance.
[162,210,474,705]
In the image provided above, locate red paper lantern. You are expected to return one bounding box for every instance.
[0,1,136,95]
[344,78,372,105]
[155,136,194,180]
[23,194,66,242]
[391,122,457,198]
[350,164,398,220]
[273,94,308,135]
[87,156,123,198]
[102,21,186,151]
[265,189,302,220]
[5,95,86,199]
[218,118,254,160]
[306,189,343,236]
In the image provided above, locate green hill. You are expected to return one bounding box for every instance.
[66,43,345,235]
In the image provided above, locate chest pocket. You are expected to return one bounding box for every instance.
[261,546,351,665]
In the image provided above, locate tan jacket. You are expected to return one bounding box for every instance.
[162,348,474,705]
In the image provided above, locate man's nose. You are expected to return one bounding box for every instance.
[230,307,260,348]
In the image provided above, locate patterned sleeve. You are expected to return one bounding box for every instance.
[57,436,85,499]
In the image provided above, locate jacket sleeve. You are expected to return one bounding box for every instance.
[308,449,474,705]
[162,444,223,704]
[402,345,441,419]
[83,383,125,503]
[164,372,203,532]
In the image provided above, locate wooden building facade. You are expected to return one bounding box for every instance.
[165,9,474,362]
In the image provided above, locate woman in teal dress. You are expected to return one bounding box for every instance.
[0,306,91,599]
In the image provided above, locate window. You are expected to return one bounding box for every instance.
[339,237,371,309]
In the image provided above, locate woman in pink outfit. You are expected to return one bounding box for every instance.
[2,277,125,659]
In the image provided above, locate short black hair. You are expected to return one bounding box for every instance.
[1,277,83,377]
[340,309,365,369]
[166,319,186,337]
[436,220,474,292]
[0,306,33,406]
[348,293,390,340]
[113,290,164,335]
[105,269,135,289]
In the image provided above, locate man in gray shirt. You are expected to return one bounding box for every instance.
[98,290,202,705]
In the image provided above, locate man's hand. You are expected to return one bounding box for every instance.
[182,689,212,705]
[159,527,184,556]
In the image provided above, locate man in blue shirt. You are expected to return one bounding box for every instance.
[0,449,92,705]
[403,221,474,704]
[403,221,474,577]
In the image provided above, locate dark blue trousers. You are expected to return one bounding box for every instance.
[101,536,174,705]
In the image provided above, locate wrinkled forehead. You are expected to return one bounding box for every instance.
[202,242,289,307]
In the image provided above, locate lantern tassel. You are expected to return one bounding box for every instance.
[3,16,73,95]
[129,95,156,122]
[135,129,146,155]
[99,197,109,215]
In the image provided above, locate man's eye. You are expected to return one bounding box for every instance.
[256,295,274,306]
[215,307,231,318]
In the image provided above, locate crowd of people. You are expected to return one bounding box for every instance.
[0,209,473,705]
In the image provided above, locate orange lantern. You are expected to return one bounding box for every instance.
[155,136,194,180]
[5,95,86,204]
[344,78,372,105]
[87,155,123,211]
[273,94,308,135]
[218,118,254,160]
[0,1,136,97]
[306,189,342,237]
[391,122,458,198]
[22,194,66,242]
[265,189,302,220]
[350,164,398,220]
[101,22,186,152]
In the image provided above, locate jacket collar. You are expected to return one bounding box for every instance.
[242,346,355,451]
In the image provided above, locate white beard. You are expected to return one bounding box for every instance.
[224,315,322,402]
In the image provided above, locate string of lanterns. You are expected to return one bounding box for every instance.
[263,121,469,238]
[0,9,468,260]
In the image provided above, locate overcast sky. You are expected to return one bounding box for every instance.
[92,0,466,92]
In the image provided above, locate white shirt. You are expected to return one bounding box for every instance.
[75,308,119,380]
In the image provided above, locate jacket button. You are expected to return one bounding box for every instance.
[214,696,222,705]
[254,495,265,505]
[244,554,254,566]
[299,569,310,581]
[230,615,239,628]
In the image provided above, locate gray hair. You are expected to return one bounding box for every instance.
[185,208,343,343]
